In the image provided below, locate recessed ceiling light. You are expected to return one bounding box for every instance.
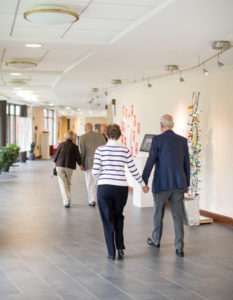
[13,87,23,90]
[10,72,22,76]
[65,106,71,110]
[24,5,79,25]
[49,103,54,106]
[25,43,43,48]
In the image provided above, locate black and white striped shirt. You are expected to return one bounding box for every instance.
[92,140,145,187]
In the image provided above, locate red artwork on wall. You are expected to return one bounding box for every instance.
[131,104,134,116]
[137,122,140,134]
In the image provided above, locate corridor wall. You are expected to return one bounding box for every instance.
[110,68,233,219]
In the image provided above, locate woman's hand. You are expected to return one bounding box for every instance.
[142,185,149,193]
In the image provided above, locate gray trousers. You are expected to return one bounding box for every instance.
[152,189,185,249]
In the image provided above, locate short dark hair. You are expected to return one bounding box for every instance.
[106,124,121,140]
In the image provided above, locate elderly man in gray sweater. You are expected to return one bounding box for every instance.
[79,123,106,206]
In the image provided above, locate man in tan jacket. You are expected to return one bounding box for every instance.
[79,123,106,206]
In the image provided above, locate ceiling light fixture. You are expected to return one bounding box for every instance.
[203,65,208,76]
[212,40,231,50]
[179,72,184,82]
[111,79,122,85]
[24,4,79,25]
[165,65,179,72]
[6,60,37,69]
[16,90,38,101]
[25,43,43,48]
[7,80,27,86]
[10,72,21,76]
[217,53,224,68]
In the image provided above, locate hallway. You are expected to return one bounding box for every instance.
[0,161,232,300]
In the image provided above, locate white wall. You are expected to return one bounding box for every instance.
[111,68,233,218]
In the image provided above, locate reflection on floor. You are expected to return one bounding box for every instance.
[0,160,232,300]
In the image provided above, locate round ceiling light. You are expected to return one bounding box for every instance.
[111,79,122,84]
[24,4,79,25]
[7,80,27,86]
[6,60,37,69]
[165,65,179,72]
[212,41,231,50]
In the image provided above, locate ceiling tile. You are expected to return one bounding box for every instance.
[64,29,118,43]
[81,3,151,20]
[75,17,131,31]
[0,0,19,13]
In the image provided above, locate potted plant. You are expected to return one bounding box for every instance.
[0,144,19,172]
[28,142,36,160]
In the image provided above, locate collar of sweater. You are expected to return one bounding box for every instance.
[107,139,119,146]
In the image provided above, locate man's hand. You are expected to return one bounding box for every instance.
[80,165,85,171]
[142,185,149,193]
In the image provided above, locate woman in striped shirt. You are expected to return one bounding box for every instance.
[92,124,149,260]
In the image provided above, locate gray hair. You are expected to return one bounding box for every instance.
[85,123,93,131]
[160,114,174,128]
[64,130,76,140]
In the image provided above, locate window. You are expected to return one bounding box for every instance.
[6,104,21,145]
[43,109,55,145]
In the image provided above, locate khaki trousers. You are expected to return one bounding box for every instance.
[56,167,73,205]
[84,169,96,204]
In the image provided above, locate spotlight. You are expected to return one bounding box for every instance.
[217,53,224,68]
[217,60,224,68]
[148,82,152,88]
[179,72,184,82]
[203,65,208,76]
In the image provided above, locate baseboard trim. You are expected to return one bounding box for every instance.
[200,209,233,228]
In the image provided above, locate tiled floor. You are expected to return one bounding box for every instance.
[0,160,232,300]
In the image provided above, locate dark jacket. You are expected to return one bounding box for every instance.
[142,130,190,193]
[54,139,81,169]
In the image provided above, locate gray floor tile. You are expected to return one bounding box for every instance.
[0,160,233,300]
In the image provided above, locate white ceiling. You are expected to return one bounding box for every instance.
[0,0,233,116]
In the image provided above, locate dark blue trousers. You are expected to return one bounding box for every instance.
[97,185,128,257]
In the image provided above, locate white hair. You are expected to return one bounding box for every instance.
[160,114,174,128]
[85,123,93,131]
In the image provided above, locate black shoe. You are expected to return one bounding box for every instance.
[89,201,96,207]
[176,248,184,257]
[147,237,160,248]
[64,204,70,208]
[107,255,115,260]
[118,249,124,259]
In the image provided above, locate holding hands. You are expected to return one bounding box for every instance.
[142,185,149,193]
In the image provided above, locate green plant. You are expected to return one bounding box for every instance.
[8,144,20,155]
[29,142,35,153]
[0,144,20,171]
